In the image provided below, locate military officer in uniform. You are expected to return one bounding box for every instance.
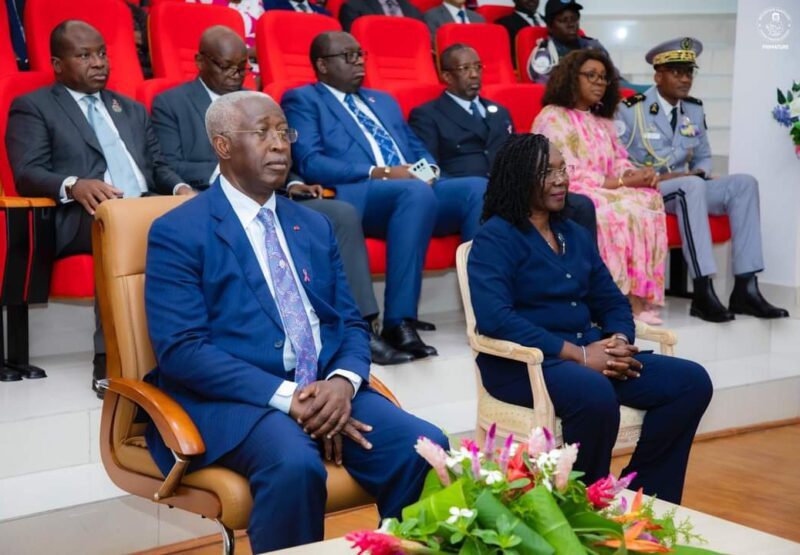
[616,37,789,323]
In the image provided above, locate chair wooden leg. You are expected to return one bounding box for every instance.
[216,520,235,555]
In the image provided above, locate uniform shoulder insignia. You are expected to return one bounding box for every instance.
[621,93,645,107]
[684,96,703,106]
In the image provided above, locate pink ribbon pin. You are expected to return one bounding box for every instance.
[302,269,311,283]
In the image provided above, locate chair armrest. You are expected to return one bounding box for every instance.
[635,321,678,347]
[470,334,544,365]
[369,375,400,407]
[0,196,56,208]
[104,377,205,457]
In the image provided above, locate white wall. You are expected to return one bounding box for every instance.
[728,0,800,297]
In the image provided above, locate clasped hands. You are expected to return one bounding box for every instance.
[288,376,372,466]
[576,337,642,380]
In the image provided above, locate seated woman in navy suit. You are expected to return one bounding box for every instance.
[467,133,712,504]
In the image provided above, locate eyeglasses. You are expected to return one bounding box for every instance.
[200,52,248,76]
[658,66,698,79]
[544,165,571,183]
[578,71,609,85]
[222,128,299,144]
[442,63,484,74]
[319,49,367,65]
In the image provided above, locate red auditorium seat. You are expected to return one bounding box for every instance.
[256,11,341,89]
[515,26,547,80]
[136,78,185,113]
[366,236,461,274]
[325,0,346,19]
[475,5,514,23]
[666,214,731,249]
[389,82,445,120]
[482,83,545,132]
[436,23,516,85]
[0,3,20,76]
[352,16,439,90]
[620,87,637,99]
[24,0,143,98]
[408,0,440,13]
[149,1,257,90]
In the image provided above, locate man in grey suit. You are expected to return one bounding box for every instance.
[616,37,788,322]
[423,0,484,44]
[151,26,413,365]
[339,0,423,32]
[5,20,188,395]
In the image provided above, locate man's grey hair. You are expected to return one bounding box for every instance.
[204,90,276,143]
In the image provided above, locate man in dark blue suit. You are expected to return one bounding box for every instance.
[152,26,412,365]
[144,90,448,552]
[409,43,597,238]
[263,0,331,15]
[283,31,487,358]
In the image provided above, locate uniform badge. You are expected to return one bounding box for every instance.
[643,154,655,166]
[531,52,552,75]
[649,102,659,115]
[111,99,122,113]
[614,119,626,137]
[681,37,693,50]
[678,116,698,137]
[487,105,498,114]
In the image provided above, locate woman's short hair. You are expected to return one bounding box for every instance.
[541,49,620,119]
[481,133,553,228]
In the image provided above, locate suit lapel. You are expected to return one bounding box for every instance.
[645,88,674,144]
[275,197,312,296]
[315,83,376,162]
[187,79,213,122]
[482,99,510,139]
[438,94,488,138]
[102,90,142,169]
[210,182,284,330]
[51,84,103,156]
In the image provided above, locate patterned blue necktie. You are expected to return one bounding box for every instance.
[256,208,317,388]
[344,93,401,167]
[82,95,142,198]
[457,9,467,23]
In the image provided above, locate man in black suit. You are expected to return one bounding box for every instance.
[409,43,596,235]
[339,0,423,32]
[496,0,544,67]
[5,20,188,395]
[151,26,412,365]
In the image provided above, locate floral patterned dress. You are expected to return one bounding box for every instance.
[195,0,264,48]
[532,105,667,305]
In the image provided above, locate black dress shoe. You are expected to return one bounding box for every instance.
[381,320,438,359]
[408,318,436,331]
[729,275,790,319]
[369,332,415,365]
[92,378,106,400]
[690,277,735,323]
[1,366,23,382]
[92,354,107,399]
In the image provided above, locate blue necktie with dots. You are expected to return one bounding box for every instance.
[344,93,402,167]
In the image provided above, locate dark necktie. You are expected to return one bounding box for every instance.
[670,106,677,132]
[457,9,467,23]
[470,100,485,125]
[385,0,402,16]
[293,0,309,11]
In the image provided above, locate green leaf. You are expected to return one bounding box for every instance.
[567,511,623,538]
[669,546,726,555]
[419,468,447,500]
[403,479,469,523]
[475,490,555,555]
[788,90,795,102]
[520,486,587,554]
[458,537,494,555]
[778,88,787,104]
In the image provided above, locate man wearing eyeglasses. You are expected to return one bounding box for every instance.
[152,27,413,366]
[283,31,487,359]
[616,37,789,323]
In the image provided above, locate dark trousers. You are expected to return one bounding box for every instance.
[217,389,449,553]
[478,352,712,503]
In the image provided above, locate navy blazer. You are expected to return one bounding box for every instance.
[468,216,633,375]
[283,82,435,215]
[144,181,370,475]
[263,0,331,15]
[409,93,514,178]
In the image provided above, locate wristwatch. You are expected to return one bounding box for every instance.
[611,333,629,345]
[64,176,79,200]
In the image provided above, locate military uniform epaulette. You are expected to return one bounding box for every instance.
[683,96,703,106]
[621,93,645,107]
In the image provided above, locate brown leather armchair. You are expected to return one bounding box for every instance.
[93,196,398,554]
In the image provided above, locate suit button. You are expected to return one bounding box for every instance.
[571,301,577,307]
[456,144,461,149]
[274,339,284,349]
[483,150,489,155]
[576,332,583,339]
[566,273,572,279]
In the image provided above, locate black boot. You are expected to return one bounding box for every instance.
[91,353,107,400]
[690,276,735,322]
[729,275,790,319]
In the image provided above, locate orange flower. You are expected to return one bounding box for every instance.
[595,521,670,553]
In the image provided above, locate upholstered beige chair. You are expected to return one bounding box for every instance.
[455,241,677,451]
[94,197,398,554]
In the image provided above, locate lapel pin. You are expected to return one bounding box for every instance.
[367,96,376,103]
[649,102,659,115]
[507,124,513,134]
[293,225,300,231]
[111,99,122,113]
[302,269,311,283]
[487,105,498,114]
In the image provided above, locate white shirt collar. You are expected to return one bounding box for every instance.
[219,173,276,229]
[515,10,543,26]
[655,89,680,120]
[445,91,481,114]
[199,78,222,102]
[442,1,466,21]
[64,86,101,105]
[321,81,348,102]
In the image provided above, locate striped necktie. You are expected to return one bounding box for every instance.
[344,93,402,166]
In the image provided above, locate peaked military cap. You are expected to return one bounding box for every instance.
[645,37,703,67]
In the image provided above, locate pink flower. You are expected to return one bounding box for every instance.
[470,442,482,479]
[460,438,479,452]
[554,443,578,491]
[414,437,451,486]
[527,427,555,459]
[483,423,497,461]
[498,434,514,473]
[346,530,404,555]
[586,472,637,509]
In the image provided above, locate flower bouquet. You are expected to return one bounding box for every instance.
[771,81,800,158]
[347,425,722,555]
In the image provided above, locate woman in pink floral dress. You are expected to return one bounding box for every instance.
[532,49,667,323]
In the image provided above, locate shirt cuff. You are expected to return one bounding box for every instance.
[267,380,298,413]
[173,183,192,195]
[327,369,362,398]
[60,176,77,204]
